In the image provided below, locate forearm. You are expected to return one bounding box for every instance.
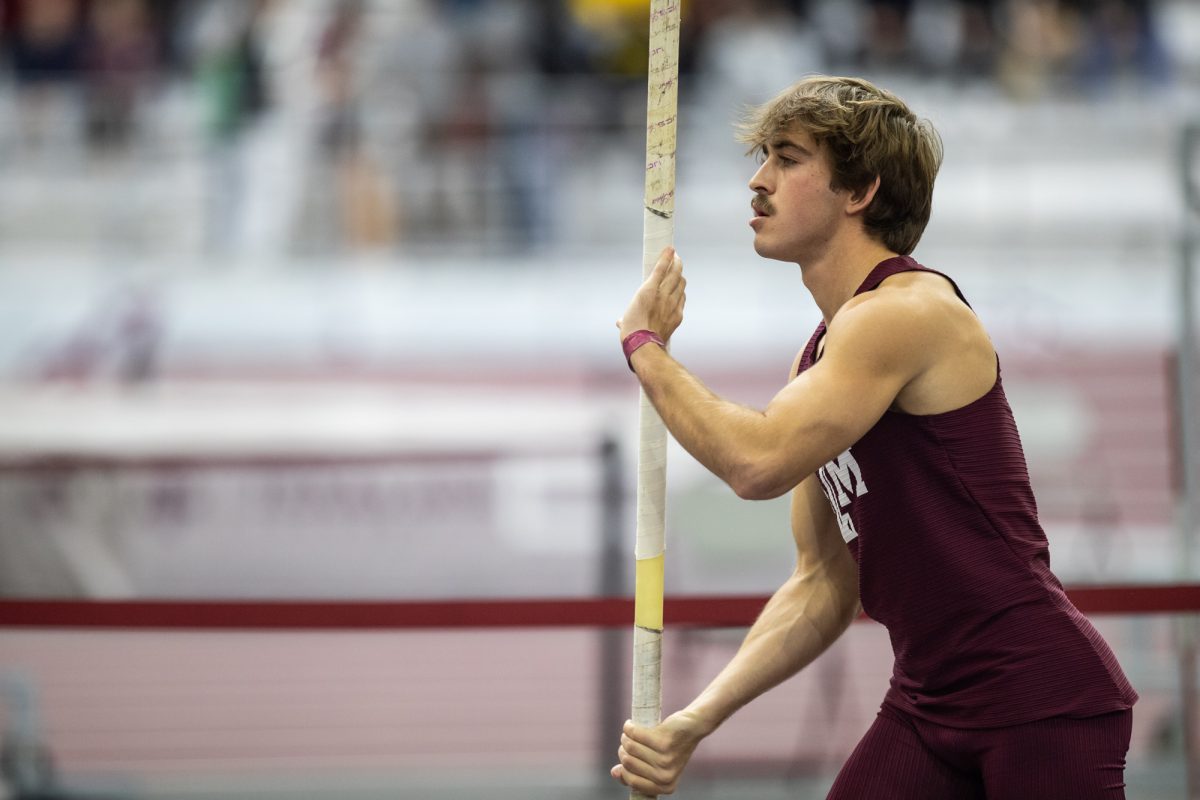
[681,563,858,735]
[630,344,785,497]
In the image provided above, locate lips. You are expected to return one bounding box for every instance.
[751,198,771,217]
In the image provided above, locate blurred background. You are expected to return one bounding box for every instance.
[0,0,1198,797]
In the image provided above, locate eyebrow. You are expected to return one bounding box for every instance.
[767,137,813,157]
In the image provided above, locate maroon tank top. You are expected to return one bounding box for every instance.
[799,256,1137,727]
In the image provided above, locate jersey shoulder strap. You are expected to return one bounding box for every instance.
[854,255,972,309]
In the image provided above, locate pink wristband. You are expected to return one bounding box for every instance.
[622,329,665,371]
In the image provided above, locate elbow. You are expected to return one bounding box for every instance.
[729,459,794,501]
[726,419,831,500]
[732,478,780,501]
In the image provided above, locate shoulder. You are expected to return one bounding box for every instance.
[829,270,974,349]
[824,280,928,355]
[821,269,988,386]
[825,268,997,414]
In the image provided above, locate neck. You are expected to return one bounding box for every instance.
[800,234,900,324]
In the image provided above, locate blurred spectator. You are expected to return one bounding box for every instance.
[81,0,163,151]
[808,0,868,68]
[192,0,271,253]
[0,0,1189,257]
[3,0,84,86]
[452,1,551,247]
[2,0,85,153]
[865,0,915,68]
[316,0,363,157]
[991,0,1172,98]
[322,0,400,251]
[193,0,269,144]
[530,0,594,77]
[995,0,1081,98]
[956,0,1001,78]
[1072,0,1171,93]
[564,0,653,136]
[293,0,398,253]
[568,0,651,79]
[694,0,824,105]
[373,0,553,250]
[905,0,966,76]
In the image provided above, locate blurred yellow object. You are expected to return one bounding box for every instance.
[569,0,648,31]
[568,0,687,77]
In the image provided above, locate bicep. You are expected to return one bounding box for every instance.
[753,303,927,494]
[769,350,905,462]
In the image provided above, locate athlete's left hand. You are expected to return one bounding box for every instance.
[617,246,686,343]
[611,710,707,796]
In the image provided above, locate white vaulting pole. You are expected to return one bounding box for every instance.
[632,2,680,799]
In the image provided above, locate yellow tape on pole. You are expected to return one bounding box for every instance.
[634,552,666,631]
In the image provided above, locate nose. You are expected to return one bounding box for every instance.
[749,160,771,195]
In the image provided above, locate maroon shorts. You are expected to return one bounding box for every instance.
[827,702,1132,800]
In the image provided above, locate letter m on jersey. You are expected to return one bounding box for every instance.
[817,449,868,544]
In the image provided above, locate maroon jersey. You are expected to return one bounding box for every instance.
[800,256,1137,727]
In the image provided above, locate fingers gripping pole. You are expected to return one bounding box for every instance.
[632,2,679,799]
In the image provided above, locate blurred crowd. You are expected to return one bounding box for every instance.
[0,0,1184,255]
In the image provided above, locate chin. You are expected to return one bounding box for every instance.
[752,238,796,263]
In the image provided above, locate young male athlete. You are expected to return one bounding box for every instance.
[611,76,1137,798]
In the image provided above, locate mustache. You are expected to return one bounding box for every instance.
[751,196,773,216]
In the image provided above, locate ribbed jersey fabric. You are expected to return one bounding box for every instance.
[799,256,1137,728]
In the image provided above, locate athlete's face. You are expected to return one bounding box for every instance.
[747,128,850,264]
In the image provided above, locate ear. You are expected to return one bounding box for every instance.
[846,175,881,216]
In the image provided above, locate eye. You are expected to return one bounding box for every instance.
[754,146,767,165]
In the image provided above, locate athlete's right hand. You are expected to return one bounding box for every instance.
[617,246,686,344]
[610,709,709,796]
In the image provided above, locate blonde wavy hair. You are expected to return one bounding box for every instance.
[737,76,943,256]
